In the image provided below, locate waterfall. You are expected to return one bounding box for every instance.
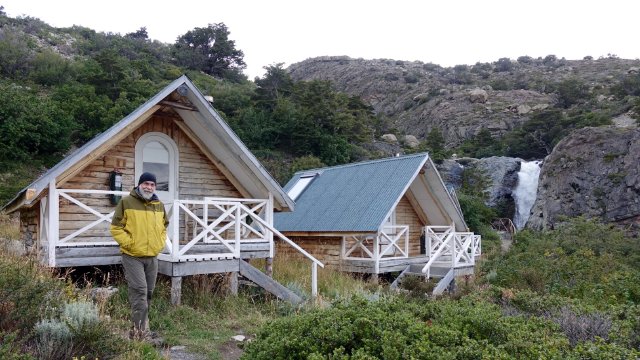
[513,160,542,230]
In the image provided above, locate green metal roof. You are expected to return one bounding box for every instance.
[274,153,429,232]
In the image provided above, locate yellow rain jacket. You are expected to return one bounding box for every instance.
[110,188,169,257]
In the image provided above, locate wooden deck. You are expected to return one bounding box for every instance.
[55,241,271,268]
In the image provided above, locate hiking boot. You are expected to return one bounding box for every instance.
[143,330,165,347]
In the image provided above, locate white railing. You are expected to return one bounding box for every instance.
[161,197,274,262]
[54,188,129,245]
[45,187,324,296]
[343,225,409,260]
[421,225,481,278]
[342,225,409,273]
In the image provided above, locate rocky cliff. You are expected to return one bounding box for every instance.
[288,56,639,149]
[528,126,640,233]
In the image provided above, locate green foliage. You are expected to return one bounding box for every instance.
[29,50,73,86]
[494,57,514,72]
[290,155,326,174]
[612,72,640,97]
[173,23,246,81]
[0,27,32,78]
[0,82,75,166]
[422,127,449,162]
[486,218,640,306]
[242,295,638,359]
[504,109,611,159]
[554,78,590,108]
[0,255,66,338]
[34,319,73,360]
[457,128,505,158]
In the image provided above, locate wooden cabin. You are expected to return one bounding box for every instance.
[274,154,480,292]
[2,75,322,304]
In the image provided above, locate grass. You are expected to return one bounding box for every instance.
[0,213,384,359]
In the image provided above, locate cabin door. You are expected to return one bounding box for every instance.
[135,133,179,234]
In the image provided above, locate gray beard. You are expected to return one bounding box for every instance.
[136,187,154,200]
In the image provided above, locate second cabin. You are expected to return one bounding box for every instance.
[274,154,481,291]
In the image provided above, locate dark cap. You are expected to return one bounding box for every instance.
[138,172,157,185]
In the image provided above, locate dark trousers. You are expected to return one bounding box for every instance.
[121,253,158,331]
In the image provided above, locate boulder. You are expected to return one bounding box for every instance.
[468,88,488,103]
[381,134,398,143]
[403,135,420,148]
[517,104,532,114]
[528,127,640,234]
[472,157,521,212]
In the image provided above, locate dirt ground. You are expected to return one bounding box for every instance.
[161,340,243,360]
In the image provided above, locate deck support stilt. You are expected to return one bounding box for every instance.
[370,273,379,283]
[171,276,182,305]
[229,271,238,295]
[265,257,273,278]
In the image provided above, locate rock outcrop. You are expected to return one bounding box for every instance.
[436,156,521,219]
[528,127,640,234]
[287,56,640,148]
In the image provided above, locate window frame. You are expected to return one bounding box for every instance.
[134,132,179,203]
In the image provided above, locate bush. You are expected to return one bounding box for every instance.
[242,295,584,359]
[34,319,73,360]
[0,256,66,335]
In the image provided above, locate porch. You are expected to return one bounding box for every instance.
[39,185,323,302]
[340,225,481,277]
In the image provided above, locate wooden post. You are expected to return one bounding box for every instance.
[48,181,59,267]
[311,262,318,298]
[371,273,379,284]
[234,204,241,258]
[267,194,274,258]
[171,276,182,305]
[229,271,238,296]
[265,257,273,278]
[172,201,180,261]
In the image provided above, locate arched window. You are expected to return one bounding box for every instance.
[135,133,178,202]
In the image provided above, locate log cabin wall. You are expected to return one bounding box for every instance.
[395,195,426,257]
[276,236,343,267]
[56,114,242,243]
[19,206,39,255]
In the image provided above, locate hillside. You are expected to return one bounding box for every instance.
[288,55,640,158]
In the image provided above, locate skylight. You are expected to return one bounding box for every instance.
[287,175,316,200]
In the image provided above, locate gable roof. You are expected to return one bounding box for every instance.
[3,75,294,213]
[274,153,467,233]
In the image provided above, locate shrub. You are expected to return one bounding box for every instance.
[241,296,575,359]
[0,255,66,335]
[551,306,612,346]
[63,301,99,330]
[34,319,73,360]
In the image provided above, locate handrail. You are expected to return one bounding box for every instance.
[421,231,454,278]
[421,225,481,278]
[237,203,324,297]
[241,204,323,268]
[491,218,516,237]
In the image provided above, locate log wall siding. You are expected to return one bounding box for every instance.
[395,195,426,257]
[278,195,426,268]
[55,115,242,242]
[20,207,39,256]
[276,236,344,267]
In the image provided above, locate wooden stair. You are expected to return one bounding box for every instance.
[390,263,455,295]
[239,260,303,305]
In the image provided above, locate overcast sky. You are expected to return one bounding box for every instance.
[3,0,638,79]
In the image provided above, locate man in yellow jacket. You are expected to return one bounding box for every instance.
[110,172,168,339]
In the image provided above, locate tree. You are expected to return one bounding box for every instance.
[424,127,449,161]
[125,27,149,40]
[0,82,75,166]
[254,63,294,110]
[173,23,246,81]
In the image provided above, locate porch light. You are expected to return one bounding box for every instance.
[109,170,123,205]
